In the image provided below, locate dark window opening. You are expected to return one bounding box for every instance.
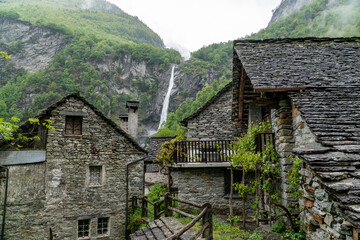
[89,166,102,186]
[97,217,109,235]
[224,169,242,198]
[78,219,90,238]
[65,116,82,135]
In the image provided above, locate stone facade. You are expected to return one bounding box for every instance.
[182,83,235,141]
[0,94,146,239]
[292,108,356,240]
[172,167,255,215]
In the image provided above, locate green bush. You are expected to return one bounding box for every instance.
[271,218,286,233]
[146,183,167,203]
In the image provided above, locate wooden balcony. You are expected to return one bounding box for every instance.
[174,133,274,164]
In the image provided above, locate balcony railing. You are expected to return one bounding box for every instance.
[174,133,275,164]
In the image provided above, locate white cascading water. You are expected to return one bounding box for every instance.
[158,65,175,130]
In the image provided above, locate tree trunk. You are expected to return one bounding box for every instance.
[229,167,234,226]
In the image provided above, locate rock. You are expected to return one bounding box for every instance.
[324,214,334,226]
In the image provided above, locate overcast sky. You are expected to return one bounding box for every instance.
[107,0,282,57]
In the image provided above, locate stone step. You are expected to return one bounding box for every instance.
[130,216,205,240]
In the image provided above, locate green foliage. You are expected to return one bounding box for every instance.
[248,230,266,240]
[0,51,10,59]
[0,10,20,20]
[156,135,185,167]
[229,122,280,217]
[288,156,303,200]
[248,0,360,39]
[146,184,167,203]
[281,229,305,240]
[127,208,146,234]
[271,219,287,233]
[0,2,164,47]
[0,117,54,149]
[213,219,251,239]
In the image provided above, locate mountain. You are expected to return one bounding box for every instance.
[268,0,314,26]
[1,0,360,141]
[250,0,360,39]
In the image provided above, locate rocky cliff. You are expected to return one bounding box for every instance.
[268,0,314,25]
[0,19,220,144]
[0,19,66,73]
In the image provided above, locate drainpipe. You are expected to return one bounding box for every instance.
[0,166,8,240]
[125,156,147,240]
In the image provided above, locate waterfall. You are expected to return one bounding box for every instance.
[158,65,175,130]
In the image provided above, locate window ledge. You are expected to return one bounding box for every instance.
[64,135,82,139]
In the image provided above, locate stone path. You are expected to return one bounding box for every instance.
[130,216,204,240]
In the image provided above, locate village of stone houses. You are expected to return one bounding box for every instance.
[0,1,360,240]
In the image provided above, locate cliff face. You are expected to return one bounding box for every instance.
[0,19,223,143]
[0,19,66,73]
[268,0,314,25]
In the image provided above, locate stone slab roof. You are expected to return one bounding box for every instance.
[180,82,232,126]
[0,150,46,165]
[234,37,360,90]
[234,37,360,226]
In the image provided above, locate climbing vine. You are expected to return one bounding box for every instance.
[228,122,279,226]
[155,135,185,192]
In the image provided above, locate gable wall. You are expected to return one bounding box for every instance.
[186,87,234,141]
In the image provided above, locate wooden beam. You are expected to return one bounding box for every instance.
[238,66,246,120]
[254,87,305,93]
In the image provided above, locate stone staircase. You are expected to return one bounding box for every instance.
[130,216,204,240]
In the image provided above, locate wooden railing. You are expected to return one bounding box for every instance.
[174,133,275,164]
[131,193,213,240]
[164,193,212,240]
[174,139,235,163]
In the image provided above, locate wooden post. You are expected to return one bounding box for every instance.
[154,202,159,220]
[164,192,172,217]
[255,168,259,227]
[202,203,213,240]
[242,168,246,228]
[131,196,137,214]
[141,197,148,218]
[49,228,53,240]
[229,167,234,226]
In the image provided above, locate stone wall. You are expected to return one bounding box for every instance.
[172,167,255,216]
[271,96,297,207]
[293,108,357,240]
[2,96,146,240]
[186,86,234,141]
[0,164,47,239]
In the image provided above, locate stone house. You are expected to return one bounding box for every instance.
[0,93,147,240]
[233,37,360,240]
[170,82,258,215]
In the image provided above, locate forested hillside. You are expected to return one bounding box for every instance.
[1,0,360,140]
[0,0,183,139]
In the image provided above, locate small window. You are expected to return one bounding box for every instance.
[78,219,90,238]
[97,217,109,236]
[224,169,242,198]
[65,116,82,135]
[89,166,103,186]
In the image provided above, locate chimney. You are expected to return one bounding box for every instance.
[126,100,139,139]
[119,114,129,133]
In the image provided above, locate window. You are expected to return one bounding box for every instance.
[65,116,82,135]
[78,219,90,238]
[89,166,103,186]
[224,169,243,198]
[97,217,109,236]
